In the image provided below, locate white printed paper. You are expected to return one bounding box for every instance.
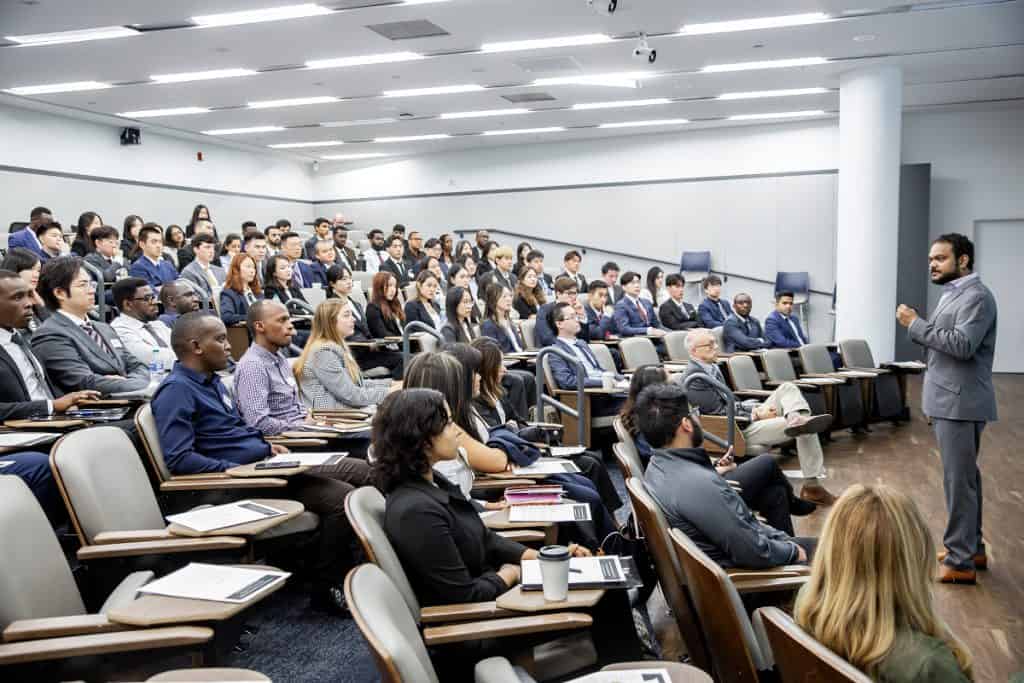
[166,500,286,533]
[888,360,926,370]
[265,451,347,466]
[570,669,671,683]
[548,446,586,458]
[0,432,60,449]
[138,563,290,604]
[521,555,624,588]
[797,377,844,385]
[837,370,879,378]
[509,503,591,523]
[512,458,581,476]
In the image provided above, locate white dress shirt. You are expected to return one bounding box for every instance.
[363,249,385,274]
[110,315,176,367]
[0,327,52,411]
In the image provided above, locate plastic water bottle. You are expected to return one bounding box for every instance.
[149,348,165,383]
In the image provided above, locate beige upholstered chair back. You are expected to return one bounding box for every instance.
[799,344,835,374]
[619,337,659,370]
[136,402,171,482]
[761,349,798,382]
[664,331,690,361]
[727,355,762,390]
[838,339,875,369]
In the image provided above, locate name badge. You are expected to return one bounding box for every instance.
[221,392,234,410]
[110,338,123,349]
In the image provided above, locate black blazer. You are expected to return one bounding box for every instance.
[220,287,258,326]
[404,300,442,330]
[344,299,374,342]
[384,474,527,606]
[659,299,701,331]
[0,339,54,421]
[366,302,403,339]
[512,293,539,320]
[263,282,305,307]
[380,258,412,287]
[440,320,477,344]
[558,271,588,293]
[480,269,516,295]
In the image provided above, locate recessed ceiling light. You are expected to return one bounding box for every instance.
[193,4,332,27]
[202,126,286,135]
[321,153,393,160]
[151,68,257,83]
[702,57,828,73]
[718,87,830,100]
[306,52,425,70]
[5,25,139,46]
[481,127,565,136]
[680,13,829,35]
[383,84,485,97]
[118,106,210,118]
[248,95,340,109]
[4,80,111,95]
[728,110,826,120]
[268,140,344,148]
[599,119,689,129]
[321,117,397,127]
[440,108,530,119]
[375,134,450,142]
[572,98,672,110]
[481,33,613,53]
[534,72,651,88]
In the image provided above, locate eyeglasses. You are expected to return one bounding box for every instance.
[693,341,719,350]
[71,278,96,290]
[132,294,157,302]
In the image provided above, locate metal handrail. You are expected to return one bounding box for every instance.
[80,260,107,320]
[534,346,587,447]
[681,370,737,451]
[401,321,444,372]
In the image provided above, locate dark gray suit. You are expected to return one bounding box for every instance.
[31,312,150,396]
[908,273,997,570]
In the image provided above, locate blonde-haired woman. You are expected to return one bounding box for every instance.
[294,299,396,411]
[794,484,972,682]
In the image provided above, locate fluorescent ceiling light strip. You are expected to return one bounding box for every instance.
[193,4,331,27]
[269,140,344,148]
[151,68,257,83]
[306,51,424,70]
[203,126,286,135]
[482,127,565,136]
[599,119,689,128]
[375,134,450,142]
[383,84,484,97]
[441,108,530,119]
[702,57,828,73]
[248,95,339,109]
[321,153,392,160]
[681,12,829,35]
[718,87,830,100]
[728,110,826,120]
[322,117,397,127]
[533,72,650,88]
[572,98,671,110]
[481,33,612,53]
[5,25,138,46]
[5,80,111,95]
[119,106,210,118]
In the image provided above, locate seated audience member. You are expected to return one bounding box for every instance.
[547,302,625,417]
[480,284,526,353]
[534,277,583,348]
[765,290,808,348]
[366,272,404,339]
[180,234,226,310]
[151,310,372,614]
[723,293,771,352]
[440,233,456,269]
[220,253,262,327]
[2,248,49,332]
[403,230,423,270]
[455,238,474,262]
[109,277,175,368]
[581,281,615,340]
[440,286,477,344]
[163,224,186,268]
[641,266,667,305]
[263,222,284,257]
[32,256,150,395]
[362,229,387,275]
[380,235,412,287]
[515,241,532,273]
[525,249,554,298]
[121,214,143,262]
[129,223,179,290]
[558,249,587,293]
[294,299,395,411]
[447,266,480,320]
[158,279,201,328]
[470,229,490,262]
[697,274,733,329]
[326,266,402,379]
[659,273,701,331]
[71,211,102,257]
[280,232,317,289]
[332,225,358,271]
[452,258,481,302]
[479,245,517,294]
[235,301,321,437]
[620,365,674,469]
[794,485,973,682]
[177,218,216,271]
[639,382,816,569]
[475,240,496,278]
[424,257,446,298]
[8,206,51,257]
[613,271,666,338]
[599,261,623,306]
[85,225,127,285]
[682,329,836,505]
[403,270,443,330]
[512,265,545,319]
[308,239,336,288]
[217,232,242,270]
[423,238,448,277]
[243,231,268,286]
[262,254,306,308]
[303,217,333,261]
[36,222,68,262]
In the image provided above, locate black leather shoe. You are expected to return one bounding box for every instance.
[310,583,352,618]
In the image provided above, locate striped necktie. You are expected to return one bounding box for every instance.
[82,321,113,355]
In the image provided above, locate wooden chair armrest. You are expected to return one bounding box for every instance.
[526,422,564,430]
[733,575,809,594]
[843,366,889,374]
[266,437,329,446]
[727,565,810,578]
[4,615,126,643]
[0,626,213,665]
[497,530,546,543]
[169,473,232,480]
[77,536,246,560]
[471,478,536,491]
[420,601,515,624]
[733,389,774,399]
[160,477,288,491]
[423,612,592,646]
[92,530,176,545]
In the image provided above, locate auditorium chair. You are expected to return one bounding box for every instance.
[663,330,691,362]
[587,343,617,373]
[838,338,915,422]
[611,417,643,474]
[474,657,713,683]
[611,442,644,481]
[753,607,872,683]
[351,271,375,296]
[679,251,711,286]
[0,477,215,671]
[619,337,660,372]
[539,353,615,447]
[520,318,537,349]
[725,355,828,441]
[798,344,868,429]
[148,669,269,681]
[761,349,851,430]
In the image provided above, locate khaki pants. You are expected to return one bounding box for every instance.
[742,382,825,482]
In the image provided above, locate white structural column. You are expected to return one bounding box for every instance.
[835,65,903,361]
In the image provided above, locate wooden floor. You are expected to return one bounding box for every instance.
[649,374,1024,682]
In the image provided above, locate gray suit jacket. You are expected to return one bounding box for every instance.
[180,261,227,303]
[30,312,150,395]
[680,360,751,420]
[908,276,997,422]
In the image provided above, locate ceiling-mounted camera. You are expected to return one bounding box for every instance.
[586,0,618,16]
[633,33,656,63]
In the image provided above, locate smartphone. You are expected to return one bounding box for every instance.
[254,461,300,470]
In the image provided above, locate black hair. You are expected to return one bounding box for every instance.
[702,274,722,290]
[635,382,691,449]
[548,300,573,330]
[33,221,61,239]
[934,232,974,271]
[386,234,404,248]
[187,204,211,236]
[368,229,384,239]
[275,219,292,230]
[280,231,301,244]
[587,281,607,293]
[111,277,150,310]
[314,217,331,228]
[192,233,217,248]
[244,231,265,246]
[424,237,441,250]
[564,250,581,262]
[90,225,119,247]
[371,388,450,493]
[264,254,291,286]
[138,224,162,245]
[75,211,102,244]
[219,233,241,257]
[241,220,258,231]
[620,271,641,287]
[601,261,620,275]
[483,284,510,322]
[246,298,282,337]
[445,286,471,328]
[38,255,83,310]
[1,247,41,274]
[646,267,663,296]
[440,343,484,433]
[30,206,52,221]
[620,364,669,435]
[775,290,795,301]
[405,351,476,436]
[123,215,143,239]
[164,224,185,248]
[665,273,684,288]
[326,264,351,286]
[526,249,545,262]
[263,224,281,237]
[392,224,406,234]
[171,310,221,358]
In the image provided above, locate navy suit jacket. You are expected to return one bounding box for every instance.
[698,297,733,329]
[612,297,660,337]
[307,262,330,288]
[583,304,614,340]
[764,311,807,349]
[547,338,604,389]
[7,229,45,258]
[722,314,770,352]
[220,288,259,326]
[481,319,525,354]
[129,256,179,290]
[292,261,318,289]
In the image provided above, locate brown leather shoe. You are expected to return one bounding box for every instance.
[938,550,988,570]
[784,414,834,437]
[799,484,837,506]
[937,563,977,584]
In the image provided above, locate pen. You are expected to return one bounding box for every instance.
[569,568,582,574]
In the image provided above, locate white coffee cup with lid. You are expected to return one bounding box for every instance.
[538,545,571,601]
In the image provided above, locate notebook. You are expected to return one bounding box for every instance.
[264,451,348,466]
[166,500,287,533]
[511,458,581,476]
[137,563,290,604]
[521,555,629,591]
[508,503,591,523]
